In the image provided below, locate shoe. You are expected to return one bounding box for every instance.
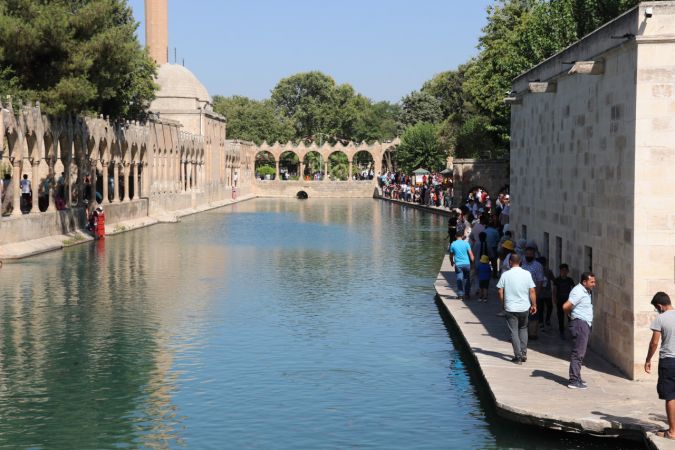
[579,379,587,387]
[511,357,522,365]
[568,381,587,389]
[521,356,527,362]
[456,291,464,298]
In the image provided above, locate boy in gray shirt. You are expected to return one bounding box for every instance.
[645,292,675,439]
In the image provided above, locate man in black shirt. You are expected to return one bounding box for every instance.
[553,263,575,340]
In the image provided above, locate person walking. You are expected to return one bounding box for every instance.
[563,272,596,389]
[645,292,675,439]
[496,254,537,364]
[449,231,474,300]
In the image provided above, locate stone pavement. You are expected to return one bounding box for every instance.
[434,254,675,450]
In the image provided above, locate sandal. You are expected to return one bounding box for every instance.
[657,430,675,439]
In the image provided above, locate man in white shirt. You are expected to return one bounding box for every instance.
[497,254,537,364]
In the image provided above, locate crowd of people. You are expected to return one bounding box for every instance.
[379,171,454,207]
[446,193,598,390]
[445,191,675,431]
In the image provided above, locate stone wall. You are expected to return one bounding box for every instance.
[511,7,646,377]
[253,180,377,198]
[451,159,509,204]
[632,16,675,376]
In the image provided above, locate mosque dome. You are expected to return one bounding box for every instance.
[150,63,213,112]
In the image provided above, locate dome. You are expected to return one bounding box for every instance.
[151,63,212,112]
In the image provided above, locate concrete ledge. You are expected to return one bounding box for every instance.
[0,230,93,260]
[433,255,675,450]
[0,194,258,260]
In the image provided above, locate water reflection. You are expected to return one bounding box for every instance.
[0,199,640,449]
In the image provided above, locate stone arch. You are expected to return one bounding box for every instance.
[255,150,276,180]
[279,150,300,180]
[327,150,349,181]
[353,150,375,180]
[302,150,323,181]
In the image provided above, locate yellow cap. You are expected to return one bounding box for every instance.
[502,240,515,251]
[480,255,490,264]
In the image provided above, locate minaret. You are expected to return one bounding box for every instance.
[145,0,168,65]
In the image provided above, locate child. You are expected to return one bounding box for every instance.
[477,254,492,302]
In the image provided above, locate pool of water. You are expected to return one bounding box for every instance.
[0,199,642,449]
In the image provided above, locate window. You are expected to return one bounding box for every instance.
[543,232,550,260]
[521,225,527,241]
[584,246,593,272]
[556,236,563,269]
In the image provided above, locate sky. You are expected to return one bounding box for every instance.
[127,0,494,103]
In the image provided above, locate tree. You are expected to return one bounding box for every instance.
[270,71,341,140]
[398,90,443,129]
[395,123,447,174]
[213,95,294,144]
[421,69,467,120]
[0,0,157,119]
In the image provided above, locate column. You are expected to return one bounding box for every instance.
[348,160,353,182]
[130,162,137,200]
[65,160,72,208]
[90,159,97,205]
[324,162,329,182]
[112,162,119,202]
[275,160,280,181]
[102,161,109,203]
[47,158,57,212]
[11,159,22,217]
[299,162,305,181]
[121,163,129,201]
[30,159,40,213]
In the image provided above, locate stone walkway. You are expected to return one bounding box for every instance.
[434,254,675,450]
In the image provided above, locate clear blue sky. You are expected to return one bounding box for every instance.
[128,0,494,103]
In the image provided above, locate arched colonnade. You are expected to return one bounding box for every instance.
[255,139,400,181]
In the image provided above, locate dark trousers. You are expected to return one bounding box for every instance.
[505,310,529,358]
[569,319,591,383]
[537,297,553,323]
[556,298,566,332]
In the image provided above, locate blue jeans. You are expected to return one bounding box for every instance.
[455,264,471,296]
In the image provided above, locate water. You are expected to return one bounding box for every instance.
[0,199,641,449]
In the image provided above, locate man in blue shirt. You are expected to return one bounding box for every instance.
[449,231,474,300]
[497,254,537,364]
[563,272,596,389]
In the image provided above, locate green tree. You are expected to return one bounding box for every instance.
[398,90,443,129]
[0,0,157,118]
[421,69,467,120]
[213,95,294,144]
[270,71,341,140]
[395,122,447,174]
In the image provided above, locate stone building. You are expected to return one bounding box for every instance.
[508,2,675,379]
